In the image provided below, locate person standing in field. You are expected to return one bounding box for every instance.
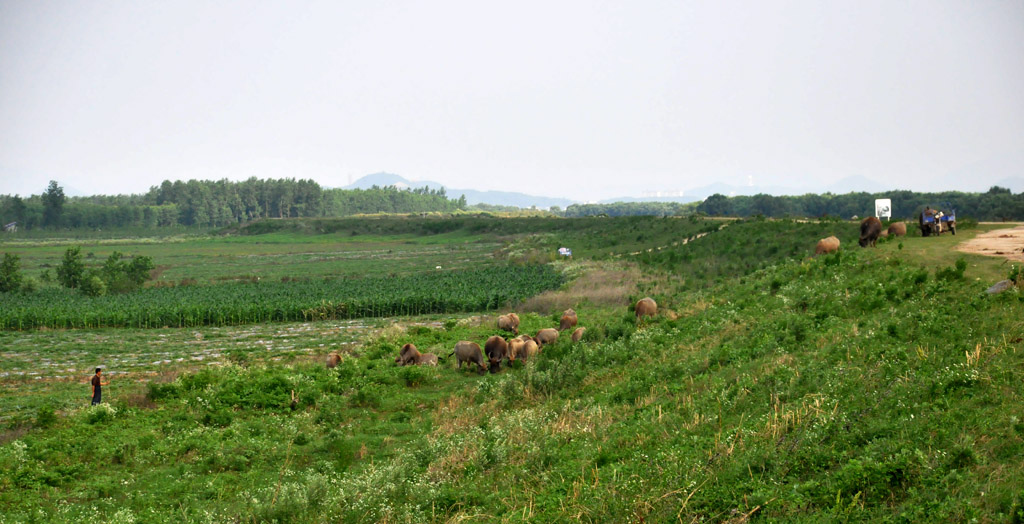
[90,367,108,405]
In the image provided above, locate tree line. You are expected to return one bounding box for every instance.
[3,179,1023,229]
[694,187,1024,221]
[0,179,467,230]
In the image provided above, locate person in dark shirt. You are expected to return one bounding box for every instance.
[90,367,108,405]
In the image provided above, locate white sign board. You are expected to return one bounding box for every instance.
[875,199,891,219]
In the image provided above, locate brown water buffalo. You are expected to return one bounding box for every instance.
[395,343,438,366]
[815,236,840,255]
[559,309,578,331]
[509,337,540,361]
[508,337,526,361]
[571,327,586,342]
[448,341,487,375]
[484,335,509,372]
[497,313,520,335]
[534,328,559,347]
[859,216,882,247]
[522,339,539,359]
[887,222,907,237]
[635,297,657,322]
[326,352,342,368]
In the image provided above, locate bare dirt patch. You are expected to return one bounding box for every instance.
[956,224,1024,263]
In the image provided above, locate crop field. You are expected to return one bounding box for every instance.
[0,230,501,284]
[0,318,390,423]
[1,216,1023,522]
[0,265,563,329]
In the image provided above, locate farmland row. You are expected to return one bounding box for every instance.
[0,264,563,330]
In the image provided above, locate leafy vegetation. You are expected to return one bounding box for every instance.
[1,216,1022,522]
[634,217,860,291]
[0,179,468,230]
[0,265,562,329]
[562,200,696,217]
[697,186,1024,220]
[0,252,22,293]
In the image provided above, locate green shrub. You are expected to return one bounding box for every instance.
[85,403,117,424]
[0,252,23,293]
[35,405,56,428]
[398,365,433,387]
[80,274,107,297]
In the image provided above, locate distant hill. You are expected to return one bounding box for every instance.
[340,173,574,209]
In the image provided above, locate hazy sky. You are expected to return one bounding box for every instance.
[2,1,1022,201]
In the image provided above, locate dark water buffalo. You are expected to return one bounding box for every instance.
[449,341,487,374]
[484,335,508,372]
[635,297,657,322]
[815,236,840,255]
[559,309,577,331]
[497,313,520,335]
[859,216,882,247]
[395,343,438,366]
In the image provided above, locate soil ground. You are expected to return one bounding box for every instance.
[956,223,1024,263]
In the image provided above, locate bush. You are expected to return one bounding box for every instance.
[398,365,434,387]
[80,274,107,297]
[85,403,117,424]
[0,252,23,293]
[35,405,57,428]
[20,277,39,293]
[56,246,84,289]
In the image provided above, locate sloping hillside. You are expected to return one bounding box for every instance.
[1,222,1022,522]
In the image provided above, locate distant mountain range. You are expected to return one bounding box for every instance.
[340,173,575,209]
[338,171,1024,209]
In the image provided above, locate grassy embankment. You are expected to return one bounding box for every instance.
[1,217,1022,522]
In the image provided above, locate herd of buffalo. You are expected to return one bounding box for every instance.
[329,213,954,373]
[816,213,951,255]
[325,298,659,375]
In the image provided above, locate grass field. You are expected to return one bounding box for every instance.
[1,216,1022,522]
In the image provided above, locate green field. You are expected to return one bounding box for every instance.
[1,216,1022,522]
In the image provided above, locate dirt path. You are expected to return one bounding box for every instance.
[956,223,1024,263]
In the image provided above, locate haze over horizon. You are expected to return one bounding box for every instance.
[2,1,1023,202]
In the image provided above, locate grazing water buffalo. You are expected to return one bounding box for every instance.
[484,335,509,372]
[509,337,540,361]
[497,313,520,335]
[522,339,539,359]
[635,297,657,322]
[859,216,882,247]
[559,309,578,331]
[326,352,342,368]
[534,328,559,347]
[449,341,487,375]
[508,337,526,361]
[571,327,586,342]
[815,236,840,255]
[887,222,907,237]
[395,343,438,366]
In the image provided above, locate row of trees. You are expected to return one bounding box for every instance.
[0,247,154,296]
[4,180,1023,229]
[695,187,1024,221]
[0,179,468,230]
[561,201,693,217]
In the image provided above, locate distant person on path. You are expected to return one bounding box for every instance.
[90,367,108,405]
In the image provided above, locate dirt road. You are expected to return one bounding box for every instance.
[956,223,1024,263]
